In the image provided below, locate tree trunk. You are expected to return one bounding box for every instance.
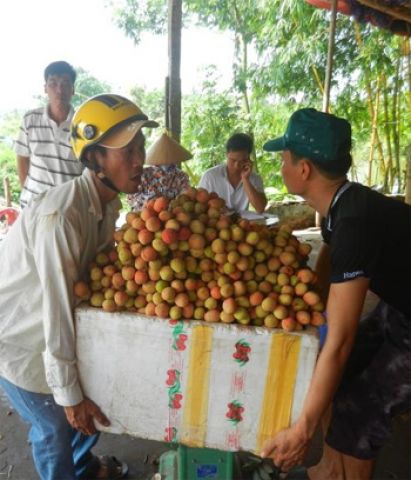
[382,75,393,191]
[406,38,411,115]
[405,145,411,205]
[311,65,325,96]
[392,54,401,192]
[322,0,338,113]
[368,78,381,186]
[165,76,170,131]
[354,23,386,185]
[3,177,11,207]
[241,35,251,116]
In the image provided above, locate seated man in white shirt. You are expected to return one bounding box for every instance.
[198,133,267,213]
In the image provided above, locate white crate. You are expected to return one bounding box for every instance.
[76,306,319,453]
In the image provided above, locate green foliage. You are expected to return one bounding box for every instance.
[0,110,21,139]
[109,0,410,194]
[252,3,329,100]
[250,99,293,193]
[110,0,168,44]
[0,111,22,203]
[129,85,165,122]
[0,144,20,204]
[72,67,112,108]
[129,85,165,144]
[181,67,240,182]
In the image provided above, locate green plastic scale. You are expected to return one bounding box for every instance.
[157,445,234,480]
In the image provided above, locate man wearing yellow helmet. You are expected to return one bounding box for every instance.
[0,94,158,480]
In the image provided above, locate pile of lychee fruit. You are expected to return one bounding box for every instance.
[74,187,326,331]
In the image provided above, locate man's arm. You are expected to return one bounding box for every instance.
[241,164,267,213]
[261,276,369,471]
[16,155,30,187]
[314,242,331,303]
[64,399,110,436]
[198,171,211,191]
[34,213,110,433]
[242,177,267,213]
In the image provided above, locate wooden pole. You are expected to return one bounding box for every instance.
[3,177,11,207]
[167,0,182,142]
[316,0,338,226]
[405,145,411,205]
[322,0,338,113]
[165,76,170,131]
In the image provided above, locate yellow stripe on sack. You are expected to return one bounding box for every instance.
[257,333,301,452]
[181,325,213,447]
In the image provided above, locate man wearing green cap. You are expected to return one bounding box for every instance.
[260,108,410,480]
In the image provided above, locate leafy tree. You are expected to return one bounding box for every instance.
[129,85,165,144]
[253,5,410,190]
[0,144,20,204]
[0,110,21,140]
[111,0,264,115]
[72,67,112,108]
[110,0,168,43]
[180,67,240,185]
[251,1,330,102]
[0,111,24,203]
[110,0,410,193]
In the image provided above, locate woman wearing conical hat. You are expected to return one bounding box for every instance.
[127,132,192,212]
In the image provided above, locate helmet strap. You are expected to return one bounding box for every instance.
[82,154,120,193]
[96,171,120,193]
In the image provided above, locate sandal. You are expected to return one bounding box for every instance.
[81,455,129,479]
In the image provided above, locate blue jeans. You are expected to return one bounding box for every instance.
[0,377,99,480]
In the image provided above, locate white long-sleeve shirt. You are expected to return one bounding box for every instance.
[0,169,121,406]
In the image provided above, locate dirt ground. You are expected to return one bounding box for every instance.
[1,387,410,480]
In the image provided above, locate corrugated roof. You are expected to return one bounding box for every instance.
[306,0,411,35]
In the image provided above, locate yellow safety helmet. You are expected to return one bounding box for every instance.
[71,93,158,162]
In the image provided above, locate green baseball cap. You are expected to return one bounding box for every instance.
[263,108,352,172]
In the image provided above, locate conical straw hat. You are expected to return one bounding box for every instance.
[146,132,193,165]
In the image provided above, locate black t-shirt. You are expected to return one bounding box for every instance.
[321,182,410,317]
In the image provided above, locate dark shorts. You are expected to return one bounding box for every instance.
[325,301,411,460]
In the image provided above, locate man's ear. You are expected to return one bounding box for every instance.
[83,150,91,164]
[82,150,101,175]
[300,159,312,181]
[84,149,98,168]
[88,147,107,172]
